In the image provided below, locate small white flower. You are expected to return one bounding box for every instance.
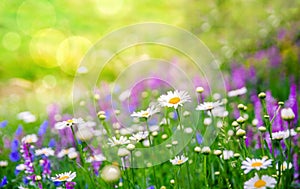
[244,173,276,189]
[241,157,272,174]
[158,90,191,109]
[16,164,26,171]
[17,111,36,123]
[117,148,130,157]
[129,131,149,142]
[68,151,78,160]
[208,106,228,117]
[21,134,38,144]
[221,150,234,160]
[271,129,297,140]
[86,154,106,163]
[196,101,223,111]
[108,136,130,147]
[57,148,76,158]
[75,127,94,141]
[54,118,84,130]
[281,108,295,121]
[170,155,188,165]
[51,171,76,182]
[201,146,211,154]
[0,160,8,167]
[227,87,247,97]
[131,105,160,119]
[35,148,55,157]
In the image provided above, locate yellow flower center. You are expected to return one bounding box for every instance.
[251,162,263,167]
[67,120,73,123]
[169,97,180,104]
[142,112,149,117]
[58,175,69,181]
[254,179,266,188]
[177,160,183,164]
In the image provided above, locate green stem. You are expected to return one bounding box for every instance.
[203,155,208,188]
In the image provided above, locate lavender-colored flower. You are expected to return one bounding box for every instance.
[15,125,23,137]
[48,139,56,148]
[38,120,48,136]
[0,120,8,128]
[0,176,8,187]
[66,181,76,189]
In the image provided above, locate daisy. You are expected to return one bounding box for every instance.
[0,160,8,167]
[131,105,160,119]
[129,131,149,142]
[52,171,76,182]
[276,161,293,172]
[57,148,76,158]
[221,150,234,160]
[196,101,223,111]
[86,154,106,163]
[158,90,191,109]
[271,129,297,140]
[35,148,55,157]
[21,134,38,144]
[227,87,247,97]
[241,157,272,174]
[108,136,130,147]
[54,118,84,130]
[170,155,188,165]
[244,173,276,189]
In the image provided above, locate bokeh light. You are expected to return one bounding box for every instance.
[2,32,21,51]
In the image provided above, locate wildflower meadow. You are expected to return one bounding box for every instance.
[1,1,300,189]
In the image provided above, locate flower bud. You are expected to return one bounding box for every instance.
[236,129,246,137]
[258,92,266,99]
[196,87,204,93]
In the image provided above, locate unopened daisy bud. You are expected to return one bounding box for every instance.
[237,104,245,110]
[232,121,239,127]
[201,146,211,155]
[243,106,247,111]
[172,141,178,146]
[117,148,130,157]
[99,114,106,120]
[214,171,220,175]
[166,144,172,149]
[214,150,222,156]
[39,159,44,165]
[0,161,8,167]
[114,110,121,115]
[258,92,266,99]
[97,111,105,116]
[194,146,201,153]
[236,129,246,137]
[233,153,240,158]
[162,134,168,140]
[236,116,245,124]
[35,175,42,181]
[264,115,270,119]
[94,94,100,100]
[126,144,135,151]
[227,130,234,137]
[141,91,148,98]
[160,186,166,189]
[152,131,158,137]
[170,179,175,184]
[258,126,267,132]
[296,127,300,133]
[281,108,295,121]
[278,101,284,106]
[101,165,121,183]
[252,119,259,126]
[119,182,123,187]
[196,86,204,93]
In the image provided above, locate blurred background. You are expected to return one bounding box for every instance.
[0,0,299,123]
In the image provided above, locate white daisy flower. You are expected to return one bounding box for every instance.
[208,106,228,117]
[57,148,76,158]
[131,105,160,119]
[221,150,234,160]
[170,155,188,165]
[276,161,293,172]
[241,157,272,174]
[108,136,130,147]
[86,154,106,163]
[0,160,8,167]
[16,164,26,171]
[35,148,55,157]
[51,171,76,182]
[54,118,84,130]
[129,131,149,142]
[17,111,36,123]
[244,173,276,189]
[21,134,38,144]
[158,90,191,109]
[281,108,295,121]
[227,87,247,97]
[271,129,297,140]
[196,101,223,111]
